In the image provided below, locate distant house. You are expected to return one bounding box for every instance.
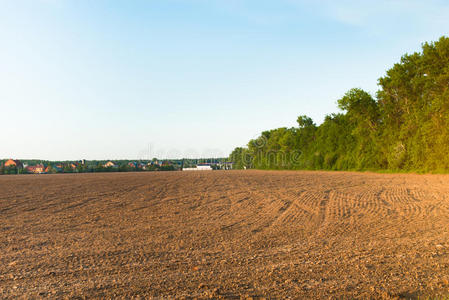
[4,159,23,168]
[104,161,117,168]
[45,165,63,173]
[218,162,234,170]
[197,163,213,170]
[26,164,45,174]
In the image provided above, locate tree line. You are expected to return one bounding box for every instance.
[0,157,231,175]
[230,36,449,173]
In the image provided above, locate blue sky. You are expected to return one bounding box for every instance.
[1,0,448,160]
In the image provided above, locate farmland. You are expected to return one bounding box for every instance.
[1,171,449,298]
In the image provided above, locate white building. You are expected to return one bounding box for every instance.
[197,165,212,170]
[182,163,213,171]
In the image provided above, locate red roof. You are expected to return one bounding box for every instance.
[4,159,22,167]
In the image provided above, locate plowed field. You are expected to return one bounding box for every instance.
[1,171,449,298]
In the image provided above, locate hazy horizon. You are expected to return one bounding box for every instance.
[1,156,229,162]
[1,0,448,160]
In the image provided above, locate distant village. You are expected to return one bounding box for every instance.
[0,158,233,175]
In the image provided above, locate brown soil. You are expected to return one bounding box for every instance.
[1,170,449,299]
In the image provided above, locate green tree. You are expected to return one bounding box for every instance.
[229,36,449,173]
[337,88,380,169]
[378,36,449,171]
[229,147,252,169]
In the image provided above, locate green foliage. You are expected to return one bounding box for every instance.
[160,165,176,171]
[313,113,356,170]
[229,147,252,169]
[63,164,74,173]
[46,166,57,174]
[377,36,449,171]
[297,115,314,128]
[119,164,130,172]
[229,36,449,173]
[4,165,19,175]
